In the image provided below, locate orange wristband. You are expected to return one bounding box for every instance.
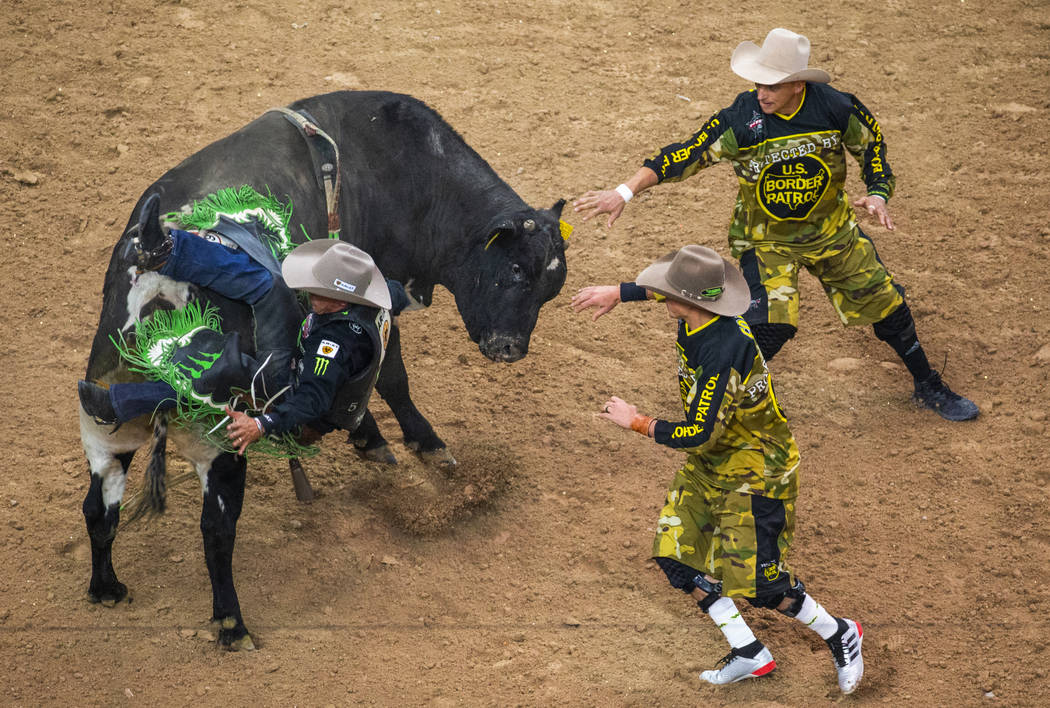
[630,414,655,437]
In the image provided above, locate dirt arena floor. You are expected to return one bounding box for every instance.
[3,0,1049,705]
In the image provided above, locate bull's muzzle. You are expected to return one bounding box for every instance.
[478,334,527,363]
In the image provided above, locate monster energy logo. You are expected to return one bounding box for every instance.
[314,357,329,376]
[175,350,221,379]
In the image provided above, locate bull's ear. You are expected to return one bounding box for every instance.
[138,193,164,241]
[483,219,517,250]
[550,199,566,218]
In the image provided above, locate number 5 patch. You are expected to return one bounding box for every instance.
[317,339,340,358]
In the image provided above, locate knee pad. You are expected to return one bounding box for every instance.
[777,578,807,617]
[745,578,807,614]
[653,556,704,593]
[750,323,797,361]
[653,557,723,611]
[873,302,922,360]
[873,301,916,343]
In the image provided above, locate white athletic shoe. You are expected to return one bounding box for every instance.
[699,646,776,685]
[826,618,864,694]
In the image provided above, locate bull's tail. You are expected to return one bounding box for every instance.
[121,415,169,524]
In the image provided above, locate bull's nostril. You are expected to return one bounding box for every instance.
[480,336,527,362]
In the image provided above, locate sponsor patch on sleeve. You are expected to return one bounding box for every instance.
[317,339,340,358]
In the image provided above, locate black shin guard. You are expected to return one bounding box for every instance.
[751,323,797,361]
[872,301,932,381]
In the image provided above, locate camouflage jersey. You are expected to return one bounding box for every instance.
[642,82,895,258]
[637,291,800,500]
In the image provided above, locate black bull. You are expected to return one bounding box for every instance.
[79,91,568,648]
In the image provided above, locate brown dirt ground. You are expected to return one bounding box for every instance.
[3,0,1050,705]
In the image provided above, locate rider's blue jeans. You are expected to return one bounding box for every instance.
[110,232,274,422]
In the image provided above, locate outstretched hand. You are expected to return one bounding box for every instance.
[573,189,627,228]
[598,396,637,429]
[571,285,621,320]
[225,406,262,456]
[853,194,894,231]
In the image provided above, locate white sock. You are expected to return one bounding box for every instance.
[706,596,758,648]
[794,594,840,640]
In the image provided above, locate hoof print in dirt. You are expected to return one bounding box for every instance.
[375,442,507,535]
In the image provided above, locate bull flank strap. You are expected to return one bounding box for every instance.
[268,106,342,237]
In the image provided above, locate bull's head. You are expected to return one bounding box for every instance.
[449,199,568,362]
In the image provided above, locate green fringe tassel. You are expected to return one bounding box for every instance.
[111,301,318,460]
[164,185,300,262]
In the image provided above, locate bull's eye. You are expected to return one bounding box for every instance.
[511,263,524,282]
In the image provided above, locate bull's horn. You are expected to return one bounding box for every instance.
[523,219,536,232]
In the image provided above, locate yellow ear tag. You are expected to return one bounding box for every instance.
[559,220,573,240]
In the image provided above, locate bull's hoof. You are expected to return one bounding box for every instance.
[357,443,398,465]
[87,580,128,606]
[406,442,457,469]
[214,616,255,651]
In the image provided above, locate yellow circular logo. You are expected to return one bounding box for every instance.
[756,154,831,221]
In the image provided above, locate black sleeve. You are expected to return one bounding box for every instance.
[386,279,410,316]
[259,322,374,436]
[651,322,758,450]
[620,282,648,302]
[641,91,752,183]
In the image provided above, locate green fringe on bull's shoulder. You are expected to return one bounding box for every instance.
[163,184,300,262]
[110,301,318,460]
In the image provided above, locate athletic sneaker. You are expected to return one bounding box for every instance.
[826,618,864,694]
[912,370,979,421]
[699,645,776,685]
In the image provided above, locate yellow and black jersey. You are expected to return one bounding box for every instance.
[643,82,895,257]
[652,312,800,500]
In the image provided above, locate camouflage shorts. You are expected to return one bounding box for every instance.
[740,227,903,328]
[651,466,795,598]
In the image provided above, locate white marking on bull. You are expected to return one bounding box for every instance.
[165,430,223,494]
[79,408,150,505]
[427,127,445,156]
[122,267,192,332]
[546,257,561,271]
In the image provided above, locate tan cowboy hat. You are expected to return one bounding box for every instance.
[635,245,751,317]
[282,239,391,310]
[731,28,831,85]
